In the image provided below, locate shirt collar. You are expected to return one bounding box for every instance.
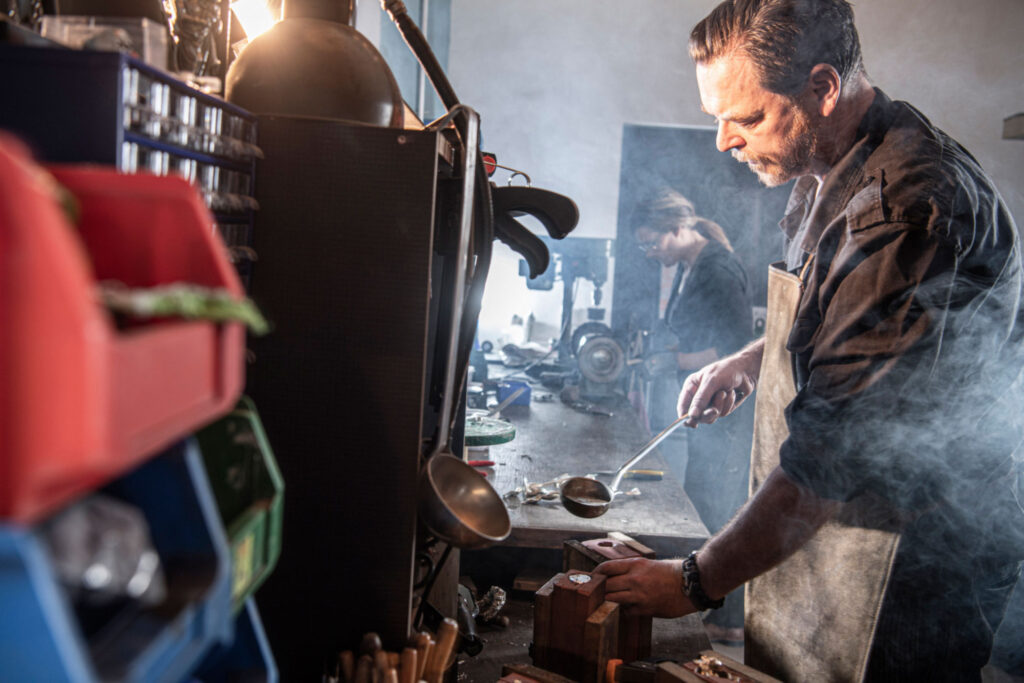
[779,88,897,257]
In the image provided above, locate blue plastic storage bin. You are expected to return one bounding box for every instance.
[498,380,532,406]
[192,598,278,682]
[0,439,233,682]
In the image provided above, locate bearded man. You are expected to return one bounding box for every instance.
[596,1,1024,681]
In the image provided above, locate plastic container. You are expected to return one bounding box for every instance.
[39,16,169,71]
[0,134,245,523]
[196,397,284,612]
[0,439,233,682]
[498,380,532,406]
[192,598,279,682]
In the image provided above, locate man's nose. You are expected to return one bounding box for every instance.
[716,120,744,152]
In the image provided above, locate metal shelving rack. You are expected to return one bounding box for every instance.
[0,43,261,290]
[0,46,278,680]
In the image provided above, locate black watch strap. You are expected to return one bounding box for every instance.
[680,551,724,610]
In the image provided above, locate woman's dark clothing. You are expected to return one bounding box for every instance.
[663,238,753,630]
[664,240,752,358]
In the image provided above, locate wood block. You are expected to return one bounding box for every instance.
[654,661,701,682]
[550,571,607,681]
[563,539,605,572]
[582,538,644,561]
[532,573,564,670]
[606,532,657,558]
[637,615,652,658]
[564,533,655,573]
[583,600,620,683]
[502,663,577,683]
[677,650,783,683]
[618,612,652,664]
[615,659,662,683]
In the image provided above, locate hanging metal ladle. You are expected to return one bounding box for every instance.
[560,410,714,518]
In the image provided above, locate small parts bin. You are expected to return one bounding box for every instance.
[0,439,234,682]
[196,397,284,612]
[193,598,279,682]
[0,133,246,524]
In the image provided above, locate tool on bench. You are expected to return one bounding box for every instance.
[593,469,662,481]
[486,384,528,416]
[559,401,728,518]
[560,413,694,518]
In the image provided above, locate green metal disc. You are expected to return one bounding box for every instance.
[464,415,516,446]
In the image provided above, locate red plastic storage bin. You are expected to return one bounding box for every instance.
[0,133,245,524]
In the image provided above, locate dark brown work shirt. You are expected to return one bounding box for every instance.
[777,89,1024,557]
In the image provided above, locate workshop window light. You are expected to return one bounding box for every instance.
[231,0,278,40]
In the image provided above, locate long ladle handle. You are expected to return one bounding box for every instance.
[610,413,690,493]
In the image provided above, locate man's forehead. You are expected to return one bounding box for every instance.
[697,53,767,116]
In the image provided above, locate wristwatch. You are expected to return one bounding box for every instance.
[680,551,724,610]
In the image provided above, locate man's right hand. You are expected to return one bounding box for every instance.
[677,337,764,426]
[594,558,696,618]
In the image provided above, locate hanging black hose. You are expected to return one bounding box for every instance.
[380,0,460,111]
[381,0,496,442]
[413,543,453,629]
[451,160,495,422]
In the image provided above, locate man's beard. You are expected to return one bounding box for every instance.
[735,105,818,187]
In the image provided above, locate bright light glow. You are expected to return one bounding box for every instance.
[231,0,277,39]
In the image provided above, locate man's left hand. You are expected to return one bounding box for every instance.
[593,558,696,617]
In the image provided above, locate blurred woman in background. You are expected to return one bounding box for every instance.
[635,188,754,643]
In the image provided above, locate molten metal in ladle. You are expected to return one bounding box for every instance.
[560,412,699,518]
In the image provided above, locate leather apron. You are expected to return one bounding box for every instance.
[744,262,901,683]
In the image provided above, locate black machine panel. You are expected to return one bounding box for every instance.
[247,116,451,678]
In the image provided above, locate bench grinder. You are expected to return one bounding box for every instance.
[520,237,626,398]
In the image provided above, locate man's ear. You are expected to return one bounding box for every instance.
[807,63,842,117]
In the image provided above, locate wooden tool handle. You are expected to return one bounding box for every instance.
[353,654,374,683]
[424,618,459,683]
[400,647,418,683]
[375,650,392,679]
[414,634,433,682]
[338,650,355,683]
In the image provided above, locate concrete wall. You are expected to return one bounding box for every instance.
[445,0,1024,343]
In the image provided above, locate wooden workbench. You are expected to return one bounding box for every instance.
[478,392,709,558]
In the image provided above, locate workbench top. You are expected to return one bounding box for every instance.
[478,392,709,557]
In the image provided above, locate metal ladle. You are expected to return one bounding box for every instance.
[560,412,703,518]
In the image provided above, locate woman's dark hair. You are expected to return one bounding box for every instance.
[689,0,864,96]
[636,189,733,251]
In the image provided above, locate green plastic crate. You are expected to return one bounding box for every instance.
[197,396,284,612]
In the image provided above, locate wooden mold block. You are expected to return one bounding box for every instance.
[502,663,577,683]
[563,532,656,572]
[550,570,607,681]
[532,573,565,671]
[655,650,783,682]
[583,600,620,683]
